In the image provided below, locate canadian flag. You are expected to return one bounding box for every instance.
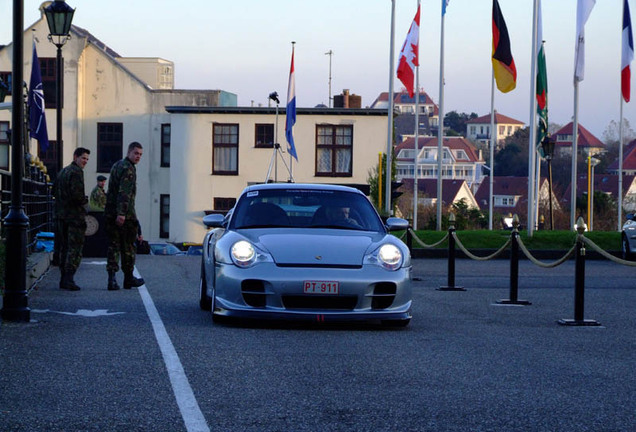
[397,5,420,97]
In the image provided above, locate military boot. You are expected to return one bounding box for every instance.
[123,272,144,289]
[107,271,120,291]
[60,270,81,291]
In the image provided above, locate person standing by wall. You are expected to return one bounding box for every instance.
[89,175,107,211]
[55,147,90,291]
[105,142,145,291]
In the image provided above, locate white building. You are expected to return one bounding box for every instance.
[395,136,486,192]
[167,106,388,242]
[0,7,388,243]
[466,112,524,146]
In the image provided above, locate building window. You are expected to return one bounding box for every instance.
[499,125,505,135]
[255,124,274,148]
[97,123,123,173]
[214,197,236,212]
[0,121,9,170]
[213,123,238,175]
[38,57,58,109]
[0,72,12,96]
[160,194,170,238]
[315,124,353,177]
[161,123,170,167]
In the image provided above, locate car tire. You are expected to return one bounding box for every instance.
[381,318,410,328]
[199,260,212,311]
[622,235,633,261]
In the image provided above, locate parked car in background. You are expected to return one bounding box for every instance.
[198,183,412,327]
[186,245,203,256]
[622,213,636,261]
[148,241,185,256]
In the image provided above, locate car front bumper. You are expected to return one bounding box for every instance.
[210,262,412,322]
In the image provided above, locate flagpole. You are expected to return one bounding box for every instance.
[571,81,580,229]
[488,70,495,231]
[413,74,420,230]
[528,0,539,237]
[385,0,396,215]
[413,0,421,231]
[618,97,624,231]
[437,1,446,231]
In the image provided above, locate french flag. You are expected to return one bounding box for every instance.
[622,0,634,102]
[285,46,298,161]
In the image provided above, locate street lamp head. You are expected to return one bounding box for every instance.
[541,134,555,161]
[44,0,75,41]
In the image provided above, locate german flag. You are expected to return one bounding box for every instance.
[492,0,517,93]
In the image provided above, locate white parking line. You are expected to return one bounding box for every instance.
[136,269,210,432]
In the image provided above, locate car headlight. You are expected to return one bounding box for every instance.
[231,240,256,267]
[377,244,402,270]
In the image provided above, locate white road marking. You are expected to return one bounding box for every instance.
[135,268,210,432]
[31,309,125,317]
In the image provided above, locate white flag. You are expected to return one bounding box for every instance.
[574,0,596,82]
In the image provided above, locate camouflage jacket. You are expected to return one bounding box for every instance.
[89,185,107,211]
[105,157,137,221]
[55,161,88,221]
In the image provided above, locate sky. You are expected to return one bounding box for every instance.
[1,0,633,140]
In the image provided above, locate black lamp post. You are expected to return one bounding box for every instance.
[1,0,29,322]
[541,135,555,230]
[44,0,75,172]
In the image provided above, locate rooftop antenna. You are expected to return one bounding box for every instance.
[325,50,333,107]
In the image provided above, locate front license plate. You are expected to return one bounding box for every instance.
[303,280,339,295]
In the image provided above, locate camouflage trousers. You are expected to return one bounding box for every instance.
[58,218,87,274]
[106,218,137,274]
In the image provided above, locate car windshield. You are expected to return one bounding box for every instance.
[230,188,384,232]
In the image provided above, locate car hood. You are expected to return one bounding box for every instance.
[240,229,386,266]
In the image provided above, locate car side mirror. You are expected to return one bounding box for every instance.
[203,213,225,228]
[385,217,409,232]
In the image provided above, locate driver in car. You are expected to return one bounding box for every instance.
[324,205,362,228]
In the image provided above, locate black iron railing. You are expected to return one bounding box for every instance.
[1,167,54,254]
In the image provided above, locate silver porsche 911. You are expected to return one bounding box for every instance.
[199,183,412,326]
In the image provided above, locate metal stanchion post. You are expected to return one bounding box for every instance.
[438,213,465,291]
[406,225,412,253]
[498,215,531,305]
[558,217,601,326]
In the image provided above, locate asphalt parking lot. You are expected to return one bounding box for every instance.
[0,256,634,431]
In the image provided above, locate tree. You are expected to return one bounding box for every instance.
[492,127,530,176]
[444,111,478,136]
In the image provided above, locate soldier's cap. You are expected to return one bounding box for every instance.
[97,175,107,181]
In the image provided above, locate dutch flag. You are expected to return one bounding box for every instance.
[286,46,298,161]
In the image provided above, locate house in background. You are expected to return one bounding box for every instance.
[400,178,479,212]
[474,176,560,226]
[395,136,486,192]
[608,139,636,176]
[552,122,606,157]
[561,174,636,213]
[465,112,524,146]
[371,90,439,138]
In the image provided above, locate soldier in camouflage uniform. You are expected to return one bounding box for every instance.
[105,142,145,291]
[89,175,107,211]
[55,147,90,291]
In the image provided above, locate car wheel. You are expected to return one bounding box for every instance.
[199,260,212,311]
[381,318,410,328]
[622,235,633,261]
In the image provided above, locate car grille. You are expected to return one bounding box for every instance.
[282,295,358,310]
[276,264,362,269]
[371,282,396,310]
